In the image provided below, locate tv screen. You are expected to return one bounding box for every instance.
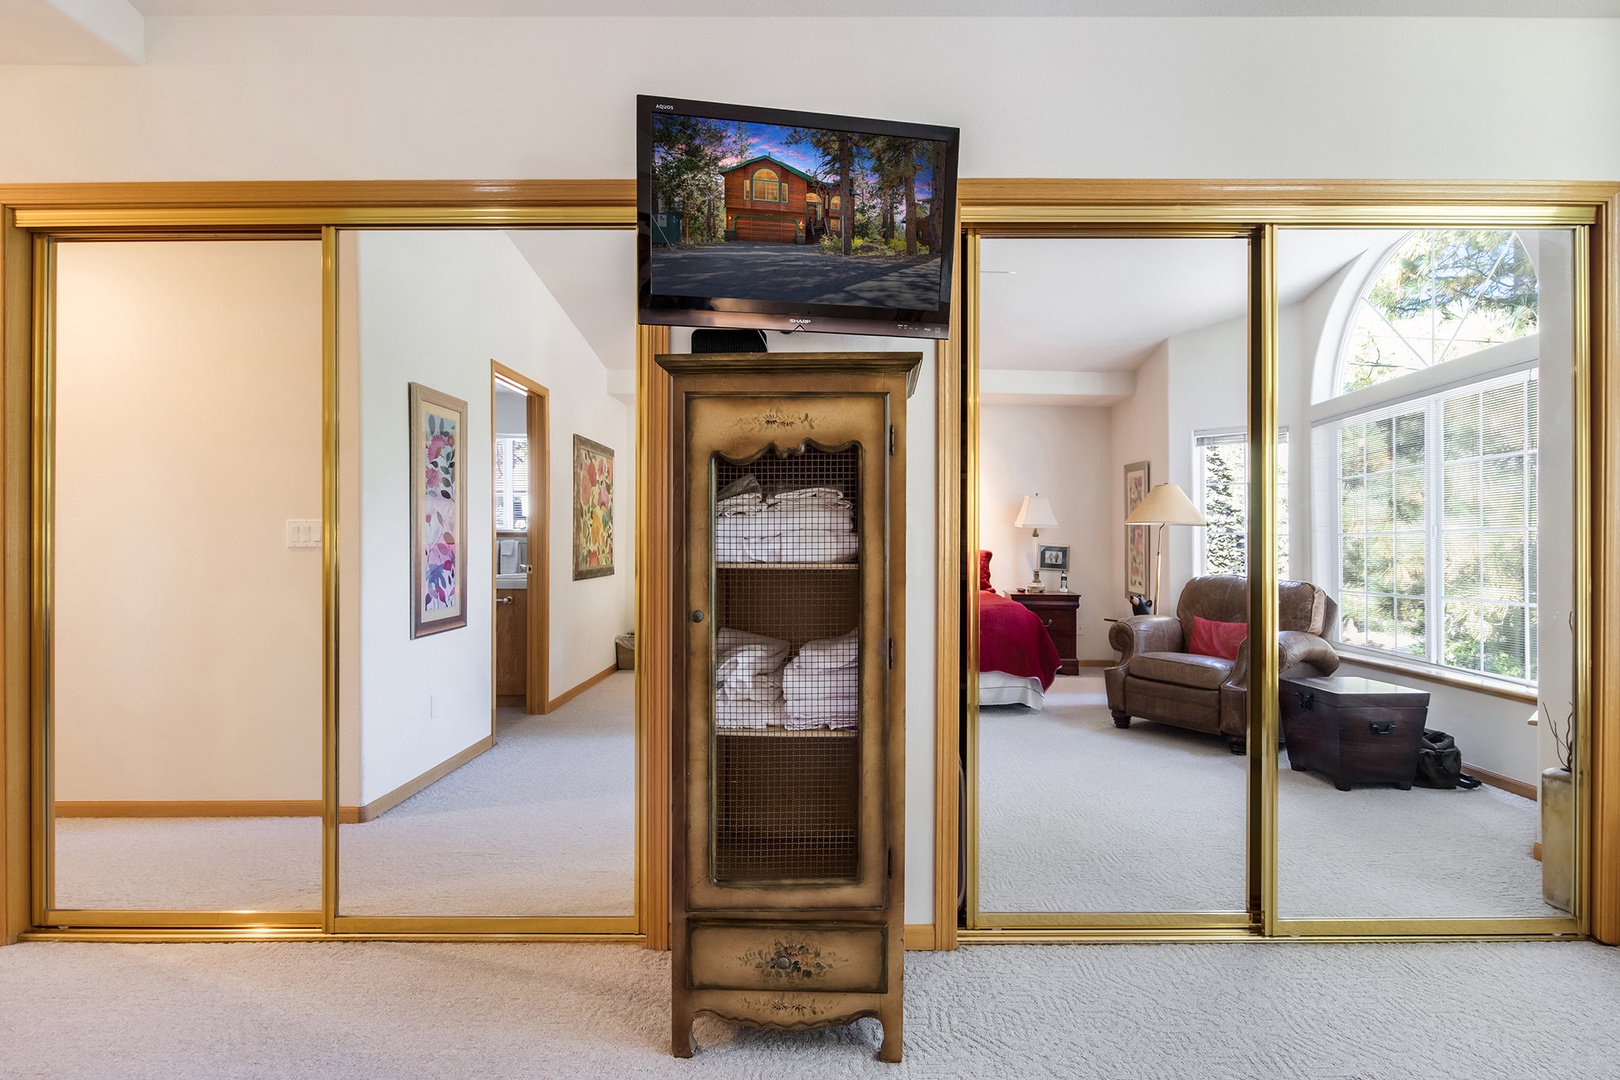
[637,95,959,341]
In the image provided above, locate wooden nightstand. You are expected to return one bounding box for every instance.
[1011,591,1080,675]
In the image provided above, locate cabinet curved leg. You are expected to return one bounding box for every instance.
[672,1003,694,1058]
[877,1007,903,1063]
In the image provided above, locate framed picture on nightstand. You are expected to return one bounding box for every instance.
[1039,544,1069,571]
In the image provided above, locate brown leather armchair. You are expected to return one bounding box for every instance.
[1104,575,1340,754]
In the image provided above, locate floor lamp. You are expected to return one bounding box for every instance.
[1124,483,1208,613]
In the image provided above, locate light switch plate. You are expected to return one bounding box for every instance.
[286,519,321,548]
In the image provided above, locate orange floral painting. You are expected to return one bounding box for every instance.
[573,435,614,580]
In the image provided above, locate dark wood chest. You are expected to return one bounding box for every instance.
[1011,591,1079,675]
[1281,674,1430,791]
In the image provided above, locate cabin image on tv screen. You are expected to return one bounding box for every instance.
[648,112,946,315]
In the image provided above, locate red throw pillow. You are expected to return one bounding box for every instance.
[979,550,993,591]
[1189,616,1247,661]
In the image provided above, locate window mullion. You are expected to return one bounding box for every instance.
[1426,397,1444,666]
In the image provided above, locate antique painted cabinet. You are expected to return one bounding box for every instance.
[660,351,918,1062]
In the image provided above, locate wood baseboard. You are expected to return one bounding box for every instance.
[1072,659,1113,668]
[54,800,322,818]
[1464,762,1538,801]
[903,923,937,951]
[547,663,618,713]
[348,734,495,823]
[1533,841,1544,862]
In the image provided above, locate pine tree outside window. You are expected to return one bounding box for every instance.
[1195,429,1289,579]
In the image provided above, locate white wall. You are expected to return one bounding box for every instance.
[2,18,1617,182]
[355,230,635,804]
[54,241,323,801]
[980,404,1115,660]
[1108,342,1170,621]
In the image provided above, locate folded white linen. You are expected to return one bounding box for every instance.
[715,505,854,538]
[715,627,790,679]
[716,493,765,516]
[785,714,859,731]
[715,532,859,564]
[788,628,860,670]
[714,697,788,729]
[718,667,783,702]
[717,474,762,501]
[785,672,859,705]
[769,486,847,505]
[785,689,860,713]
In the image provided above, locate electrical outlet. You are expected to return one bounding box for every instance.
[430,695,441,720]
[285,519,321,549]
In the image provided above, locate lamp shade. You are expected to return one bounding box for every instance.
[1013,494,1058,530]
[1125,483,1208,526]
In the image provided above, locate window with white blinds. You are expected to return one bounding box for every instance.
[1318,366,1538,684]
[494,435,530,532]
[1194,429,1289,579]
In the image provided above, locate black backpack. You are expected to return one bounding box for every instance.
[1414,729,1482,790]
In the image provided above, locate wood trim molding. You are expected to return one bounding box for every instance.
[635,323,672,951]
[546,663,618,714]
[0,180,637,211]
[347,734,493,825]
[903,923,936,951]
[54,801,323,818]
[1462,765,1538,803]
[958,178,1620,209]
[490,360,551,718]
[0,207,30,945]
[933,329,962,951]
[1591,191,1620,945]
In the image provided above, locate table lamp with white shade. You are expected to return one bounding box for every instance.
[1013,493,1059,593]
[1124,483,1208,613]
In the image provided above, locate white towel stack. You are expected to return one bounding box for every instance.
[714,478,857,564]
[714,627,790,729]
[783,629,861,731]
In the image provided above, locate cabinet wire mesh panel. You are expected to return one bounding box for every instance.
[663,351,919,1064]
[711,445,863,885]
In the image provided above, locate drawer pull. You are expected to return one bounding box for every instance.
[1369,720,1396,735]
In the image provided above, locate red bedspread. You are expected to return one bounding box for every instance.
[979,591,1061,691]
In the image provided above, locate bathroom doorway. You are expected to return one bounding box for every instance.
[494,363,550,715]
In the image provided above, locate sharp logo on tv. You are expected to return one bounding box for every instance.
[639,97,958,339]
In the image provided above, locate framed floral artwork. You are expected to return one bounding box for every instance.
[410,382,469,638]
[1125,460,1151,598]
[573,434,614,580]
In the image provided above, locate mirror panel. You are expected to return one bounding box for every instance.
[50,239,325,914]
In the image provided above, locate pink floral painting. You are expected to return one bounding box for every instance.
[411,383,469,637]
[573,435,614,580]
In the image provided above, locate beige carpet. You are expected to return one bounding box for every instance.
[979,676,1563,920]
[3,938,1620,1078]
[53,673,636,917]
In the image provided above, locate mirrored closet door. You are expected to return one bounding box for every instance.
[969,233,1252,924]
[1272,226,1581,928]
[47,239,325,919]
[333,227,638,924]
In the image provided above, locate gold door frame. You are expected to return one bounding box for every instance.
[952,180,1620,944]
[0,182,648,942]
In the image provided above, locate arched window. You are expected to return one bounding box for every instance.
[750,168,780,203]
[1321,229,1541,684]
[1339,230,1537,394]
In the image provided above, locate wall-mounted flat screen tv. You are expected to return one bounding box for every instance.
[637,95,960,341]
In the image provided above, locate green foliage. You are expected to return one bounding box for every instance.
[649,114,746,244]
[1343,230,1538,392]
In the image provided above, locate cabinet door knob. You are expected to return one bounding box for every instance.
[496,596,514,605]
[691,610,705,624]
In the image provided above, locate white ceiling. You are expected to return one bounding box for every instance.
[123,1,1620,14]
[504,229,639,372]
[978,230,1394,375]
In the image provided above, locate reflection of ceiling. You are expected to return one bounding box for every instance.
[979,230,1398,374]
[504,229,638,372]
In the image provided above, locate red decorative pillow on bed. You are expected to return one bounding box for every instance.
[1188,616,1247,661]
[979,550,993,591]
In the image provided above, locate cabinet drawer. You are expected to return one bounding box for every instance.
[687,922,888,993]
